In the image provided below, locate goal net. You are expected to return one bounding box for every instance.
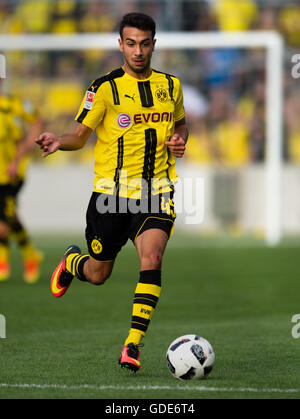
[0,31,284,245]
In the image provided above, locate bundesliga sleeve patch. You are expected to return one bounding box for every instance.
[84,91,95,110]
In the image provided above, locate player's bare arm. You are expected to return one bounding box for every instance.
[36,123,92,157]
[8,118,44,180]
[165,117,188,158]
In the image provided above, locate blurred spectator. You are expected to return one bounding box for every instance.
[181,1,214,31]
[42,56,83,122]
[248,80,266,162]
[278,3,300,49]
[256,6,278,30]
[140,1,169,30]
[182,84,215,164]
[12,0,53,33]
[51,0,79,34]
[111,0,139,20]
[185,119,215,164]
[249,115,265,162]
[206,87,232,128]
[1,0,299,169]
[237,79,266,162]
[77,2,118,79]
[212,111,251,166]
[198,48,245,91]
[211,0,258,31]
[79,2,117,33]
[0,3,9,33]
[285,89,300,162]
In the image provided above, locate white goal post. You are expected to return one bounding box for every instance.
[0,31,284,245]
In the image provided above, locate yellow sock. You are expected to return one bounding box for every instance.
[124,270,161,346]
[66,253,89,281]
[20,243,37,260]
[12,228,28,248]
[65,252,81,275]
[125,331,144,346]
[0,243,9,260]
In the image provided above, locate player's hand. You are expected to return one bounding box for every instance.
[165,133,186,158]
[35,132,60,157]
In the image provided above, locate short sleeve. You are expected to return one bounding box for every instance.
[174,80,185,122]
[75,84,106,130]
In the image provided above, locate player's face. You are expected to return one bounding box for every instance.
[119,27,156,78]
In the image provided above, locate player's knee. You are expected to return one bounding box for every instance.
[0,221,9,239]
[142,251,163,270]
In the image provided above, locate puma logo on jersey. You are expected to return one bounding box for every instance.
[124,94,135,102]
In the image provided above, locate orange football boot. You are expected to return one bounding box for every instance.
[119,343,142,372]
[23,249,43,283]
[0,258,10,282]
[0,245,9,282]
[50,245,81,298]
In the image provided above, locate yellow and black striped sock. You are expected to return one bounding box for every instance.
[10,221,30,249]
[124,270,161,346]
[0,238,9,259]
[11,224,38,261]
[66,253,89,282]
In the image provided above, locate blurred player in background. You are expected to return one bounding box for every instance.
[36,12,188,372]
[0,76,43,283]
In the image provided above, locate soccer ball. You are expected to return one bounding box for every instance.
[166,334,215,380]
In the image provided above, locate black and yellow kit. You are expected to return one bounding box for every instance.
[66,67,186,347]
[75,67,185,199]
[0,95,37,222]
[75,67,185,260]
[85,191,176,261]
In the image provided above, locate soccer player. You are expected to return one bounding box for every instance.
[0,78,43,283]
[36,12,188,372]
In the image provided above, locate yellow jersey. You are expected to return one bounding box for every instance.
[213,120,250,166]
[213,0,258,31]
[75,67,185,199]
[278,6,300,48]
[0,95,37,184]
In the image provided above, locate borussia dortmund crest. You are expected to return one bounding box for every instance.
[155,88,168,103]
[91,238,103,254]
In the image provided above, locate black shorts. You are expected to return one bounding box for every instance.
[0,181,23,222]
[85,192,176,261]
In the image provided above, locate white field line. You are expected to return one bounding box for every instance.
[0,383,299,394]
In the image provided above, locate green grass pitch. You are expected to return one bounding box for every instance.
[0,232,300,399]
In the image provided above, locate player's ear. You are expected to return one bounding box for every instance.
[152,38,156,51]
[118,38,124,53]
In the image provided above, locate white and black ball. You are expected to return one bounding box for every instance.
[166,334,215,380]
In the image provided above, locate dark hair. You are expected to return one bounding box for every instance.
[119,12,156,39]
